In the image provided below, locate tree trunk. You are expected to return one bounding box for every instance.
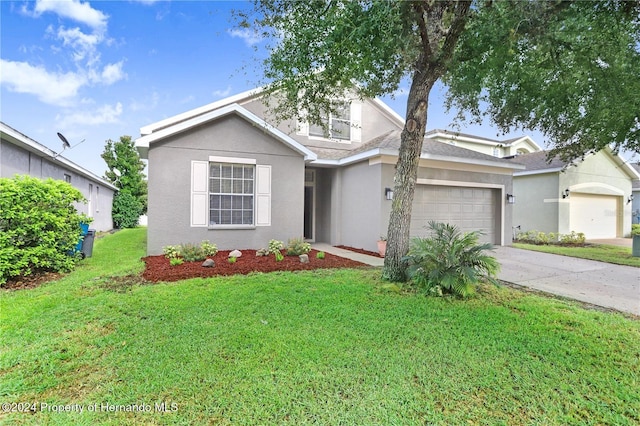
[383,72,436,282]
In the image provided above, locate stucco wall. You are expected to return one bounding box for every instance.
[146,114,306,255]
[1,138,114,232]
[512,173,560,234]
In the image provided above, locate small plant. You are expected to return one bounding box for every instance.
[632,224,640,236]
[200,240,218,257]
[286,237,311,256]
[559,231,586,245]
[405,221,500,298]
[268,239,285,255]
[180,243,207,262]
[316,251,325,259]
[170,257,184,266]
[228,256,237,264]
[163,245,182,259]
[274,251,284,262]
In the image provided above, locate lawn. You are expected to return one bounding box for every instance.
[513,242,640,267]
[1,228,639,425]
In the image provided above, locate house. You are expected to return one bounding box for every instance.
[135,89,524,255]
[426,129,541,158]
[0,122,116,232]
[505,150,638,238]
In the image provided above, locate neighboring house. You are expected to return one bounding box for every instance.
[505,150,638,238]
[0,122,116,232]
[426,129,541,158]
[135,89,523,255]
[631,163,640,224]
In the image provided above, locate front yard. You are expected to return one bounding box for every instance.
[1,228,639,424]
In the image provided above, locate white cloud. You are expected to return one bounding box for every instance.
[130,92,160,111]
[57,102,123,128]
[227,28,262,46]
[99,61,127,85]
[0,59,86,106]
[32,0,108,33]
[212,86,232,98]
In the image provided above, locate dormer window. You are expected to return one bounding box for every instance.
[308,102,351,140]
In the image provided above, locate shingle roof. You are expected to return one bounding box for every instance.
[504,150,568,171]
[310,129,523,167]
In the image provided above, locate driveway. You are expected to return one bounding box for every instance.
[493,246,639,316]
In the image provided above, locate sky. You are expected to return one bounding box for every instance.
[1,0,621,178]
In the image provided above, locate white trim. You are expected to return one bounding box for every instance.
[416,179,506,246]
[255,165,272,226]
[568,182,625,196]
[190,161,209,227]
[209,155,256,165]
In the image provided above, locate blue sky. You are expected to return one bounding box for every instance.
[1,0,557,177]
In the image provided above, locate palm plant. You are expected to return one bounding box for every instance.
[405,221,500,297]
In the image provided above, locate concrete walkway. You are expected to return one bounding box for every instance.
[493,246,639,316]
[312,243,384,267]
[587,238,633,248]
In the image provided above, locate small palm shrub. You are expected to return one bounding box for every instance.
[405,221,500,298]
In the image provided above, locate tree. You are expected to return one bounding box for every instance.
[102,135,147,228]
[238,0,640,281]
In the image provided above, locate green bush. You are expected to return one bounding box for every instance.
[268,239,284,254]
[516,230,585,245]
[162,241,218,262]
[180,243,207,262]
[631,224,640,236]
[286,237,311,256]
[112,191,142,229]
[169,257,184,266]
[0,175,89,284]
[559,231,586,245]
[200,240,218,257]
[162,245,181,259]
[405,221,500,298]
[316,251,326,259]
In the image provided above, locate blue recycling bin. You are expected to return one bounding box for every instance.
[72,223,90,257]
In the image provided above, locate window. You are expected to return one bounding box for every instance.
[64,173,71,183]
[309,102,351,140]
[209,163,254,226]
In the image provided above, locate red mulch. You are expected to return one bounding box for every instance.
[142,249,368,283]
[335,245,384,258]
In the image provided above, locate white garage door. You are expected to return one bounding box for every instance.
[569,194,618,239]
[411,185,497,243]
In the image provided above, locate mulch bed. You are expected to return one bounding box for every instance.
[2,271,64,291]
[335,245,384,258]
[142,249,368,283]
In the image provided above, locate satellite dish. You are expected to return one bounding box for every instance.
[57,132,71,149]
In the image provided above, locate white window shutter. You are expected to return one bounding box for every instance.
[256,165,271,226]
[350,101,362,142]
[191,161,208,227]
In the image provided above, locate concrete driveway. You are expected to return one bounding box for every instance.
[493,246,639,316]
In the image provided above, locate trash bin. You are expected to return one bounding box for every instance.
[633,235,640,258]
[71,223,90,256]
[82,229,96,258]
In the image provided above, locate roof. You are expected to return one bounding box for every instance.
[135,103,318,162]
[1,122,117,191]
[508,149,640,180]
[310,130,525,170]
[426,129,542,151]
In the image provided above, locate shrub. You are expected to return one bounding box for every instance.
[559,231,586,245]
[316,251,326,259]
[170,258,183,266]
[112,192,142,229]
[286,237,311,256]
[163,245,181,259]
[200,240,218,257]
[631,224,640,236]
[405,221,500,298]
[268,239,284,254]
[178,243,207,262]
[0,175,89,284]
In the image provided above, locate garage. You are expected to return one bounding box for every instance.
[411,185,499,244]
[569,193,619,239]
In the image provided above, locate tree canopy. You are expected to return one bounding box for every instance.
[238,0,640,280]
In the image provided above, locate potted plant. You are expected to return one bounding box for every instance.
[377,236,387,257]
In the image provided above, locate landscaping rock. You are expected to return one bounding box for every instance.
[202,259,215,268]
[299,254,309,263]
[229,250,242,258]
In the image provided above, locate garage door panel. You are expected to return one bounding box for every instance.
[411,185,497,244]
[569,194,618,239]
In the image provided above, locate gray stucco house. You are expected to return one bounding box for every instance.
[136,89,524,255]
[1,122,116,232]
[631,163,640,224]
[506,149,639,239]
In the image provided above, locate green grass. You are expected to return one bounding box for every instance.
[513,242,640,267]
[1,229,639,425]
